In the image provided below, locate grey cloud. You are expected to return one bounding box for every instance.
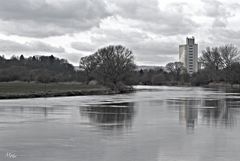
[73,27,180,65]
[0,39,84,65]
[71,28,150,52]
[202,28,240,51]
[136,55,177,66]
[107,0,198,36]
[201,0,229,17]
[130,40,179,65]
[229,3,240,11]
[0,40,65,53]
[0,0,198,38]
[71,42,97,52]
[0,20,75,37]
[92,27,179,55]
[201,0,234,29]
[91,28,149,45]
[213,29,240,41]
[2,0,239,66]
[131,40,179,56]
[54,52,83,65]
[0,0,111,37]
[136,19,197,36]
[212,18,227,28]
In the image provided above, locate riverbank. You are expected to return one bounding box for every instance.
[205,82,240,88]
[0,82,128,99]
[1,82,239,100]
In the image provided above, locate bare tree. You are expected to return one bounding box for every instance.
[79,55,99,82]
[199,47,224,82]
[166,62,184,81]
[79,45,136,90]
[219,44,240,68]
[219,44,240,83]
[200,47,223,70]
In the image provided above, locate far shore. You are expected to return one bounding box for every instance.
[141,82,240,88]
[0,82,239,100]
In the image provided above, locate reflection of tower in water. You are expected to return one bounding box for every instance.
[169,96,236,129]
[178,99,200,129]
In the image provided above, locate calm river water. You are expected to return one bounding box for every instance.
[1,86,240,161]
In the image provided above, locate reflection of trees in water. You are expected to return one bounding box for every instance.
[80,102,135,130]
[0,106,53,117]
[167,97,240,129]
[202,99,229,126]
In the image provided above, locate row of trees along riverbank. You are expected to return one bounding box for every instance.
[0,45,137,93]
[0,44,240,92]
[128,44,240,86]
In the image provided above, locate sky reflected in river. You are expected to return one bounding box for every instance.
[0,86,240,161]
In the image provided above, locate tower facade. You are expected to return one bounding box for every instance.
[179,37,198,74]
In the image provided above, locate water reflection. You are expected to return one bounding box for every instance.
[0,105,72,125]
[0,105,54,114]
[79,102,135,130]
[167,96,240,129]
[2,87,240,161]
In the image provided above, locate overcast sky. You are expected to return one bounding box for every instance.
[0,0,239,66]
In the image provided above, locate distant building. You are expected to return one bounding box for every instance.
[179,37,198,74]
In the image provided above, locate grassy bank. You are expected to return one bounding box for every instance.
[0,82,116,99]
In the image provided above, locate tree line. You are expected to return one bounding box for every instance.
[0,55,82,82]
[130,44,240,86]
[79,45,136,91]
[129,62,190,86]
[0,44,240,88]
[192,44,240,85]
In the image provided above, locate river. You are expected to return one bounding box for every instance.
[0,86,240,161]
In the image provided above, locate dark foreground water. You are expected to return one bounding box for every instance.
[1,86,240,161]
